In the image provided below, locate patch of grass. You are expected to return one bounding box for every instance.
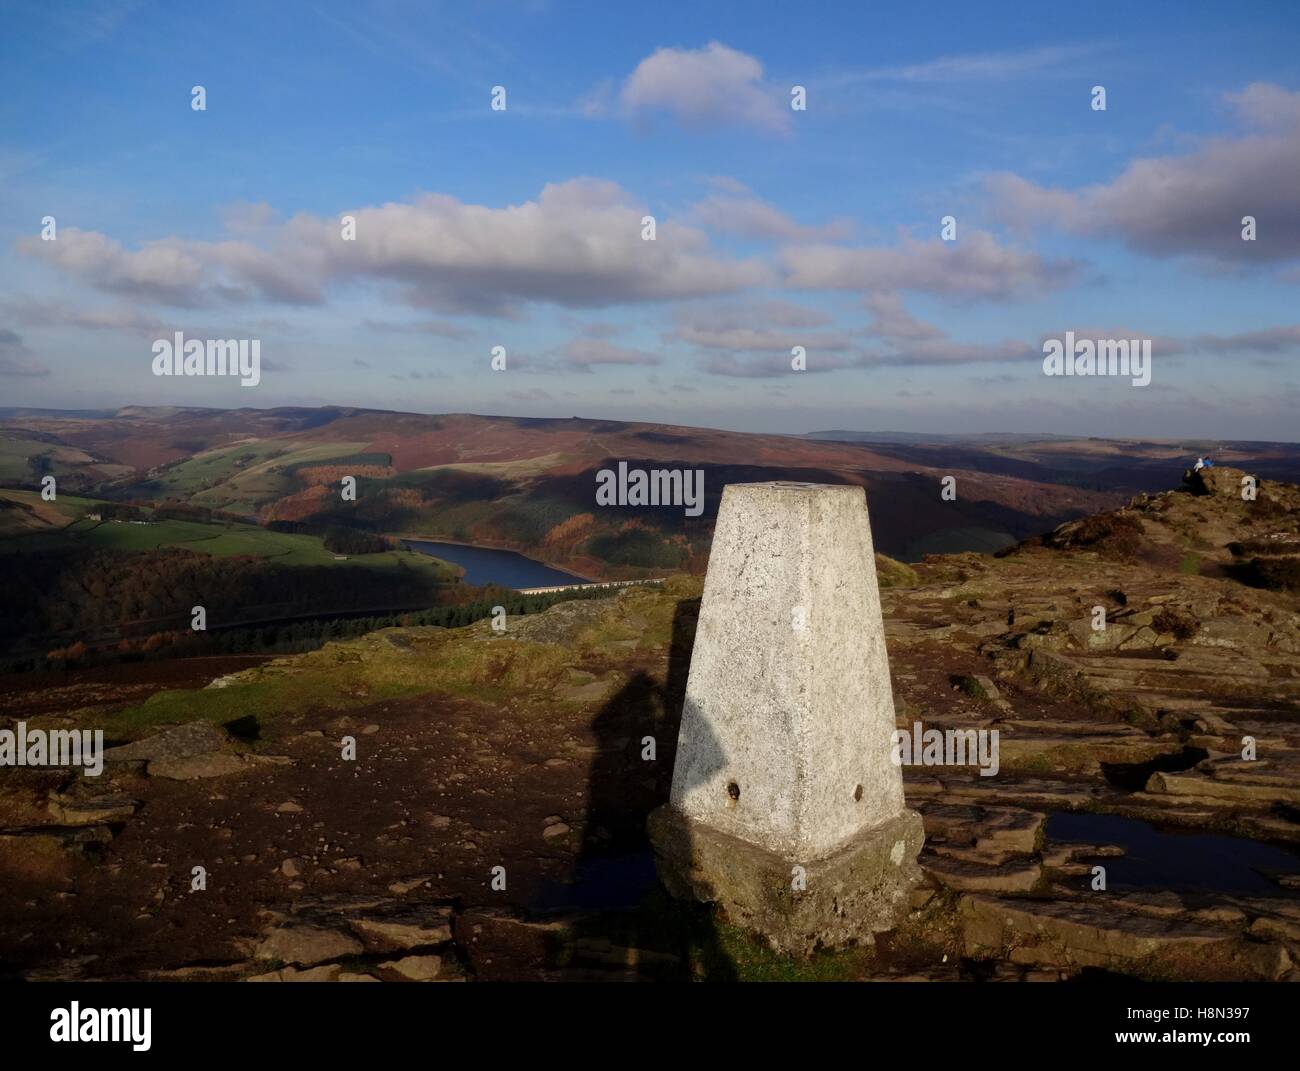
[0,438,96,482]
[999,752,1056,776]
[702,918,872,981]
[0,487,102,522]
[1178,553,1202,576]
[875,553,919,588]
[99,663,427,736]
[87,590,643,738]
[952,674,993,701]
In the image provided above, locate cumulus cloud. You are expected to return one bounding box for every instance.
[671,300,849,353]
[692,187,851,242]
[676,294,1036,370]
[782,229,1079,300]
[985,83,1300,264]
[220,201,279,236]
[756,299,835,328]
[19,180,773,314]
[18,228,321,306]
[861,292,942,341]
[19,229,212,306]
[862,293,1037,366]
[0,297,293,346]
[1,296,166,335]
[1228,82,1300,130]
[560,338,661,370]
[618,42,790,133]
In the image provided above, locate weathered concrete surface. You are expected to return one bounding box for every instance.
[652,481,922,951]
[649,805,924,956]
[667,481,907,858]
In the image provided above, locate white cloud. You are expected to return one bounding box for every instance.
[861,292,942,341]
[986,83,1300,265]
[862,293,1036,366]
[619,42,789,133]
[782,229,1078,300]
[18,180,774,314]
[17,228,321,306]
[693,189,851,241]
[675,299,856,376]
[672,300,848,353]
[560,338,661,370]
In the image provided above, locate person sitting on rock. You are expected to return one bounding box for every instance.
[1194,457,1206,471]
[1203,455,1215,469]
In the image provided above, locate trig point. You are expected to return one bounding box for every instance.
[648,481,923,955]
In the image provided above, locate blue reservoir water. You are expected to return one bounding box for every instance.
[403,539,588,589]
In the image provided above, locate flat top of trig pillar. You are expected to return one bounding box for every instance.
[729,480,864,495]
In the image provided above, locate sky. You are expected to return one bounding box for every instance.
[1,0,1299,440]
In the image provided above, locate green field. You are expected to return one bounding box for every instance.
[0,436,95,482]
[0,489,456,578]
[128,438,375,512]
[0,488,106,536]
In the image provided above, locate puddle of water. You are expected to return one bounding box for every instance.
[1046,811,1300,897]
[530,851,658,914]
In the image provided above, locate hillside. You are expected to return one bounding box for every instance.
[1,407,1155,573]
[0,488,460,663]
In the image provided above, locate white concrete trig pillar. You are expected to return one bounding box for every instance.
[648,481,922,955]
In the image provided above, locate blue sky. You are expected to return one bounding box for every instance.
[2,0,1299,439]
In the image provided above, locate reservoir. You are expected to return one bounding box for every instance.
[403,539,589,590]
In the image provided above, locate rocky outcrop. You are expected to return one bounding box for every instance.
[103,721,267,780]
[960,894,1292,980]
[1184,465,1251,498]
[244,896,465,982]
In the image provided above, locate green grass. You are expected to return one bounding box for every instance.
[90,623,524,735]
[0,487,105,536]
[1178,553,1202,576]
[0,437,93,481]
[133,440,290,497]
[0,486,102,519]
[703,919,872,981]
[79,585,674,740]
[103,659,432,735]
